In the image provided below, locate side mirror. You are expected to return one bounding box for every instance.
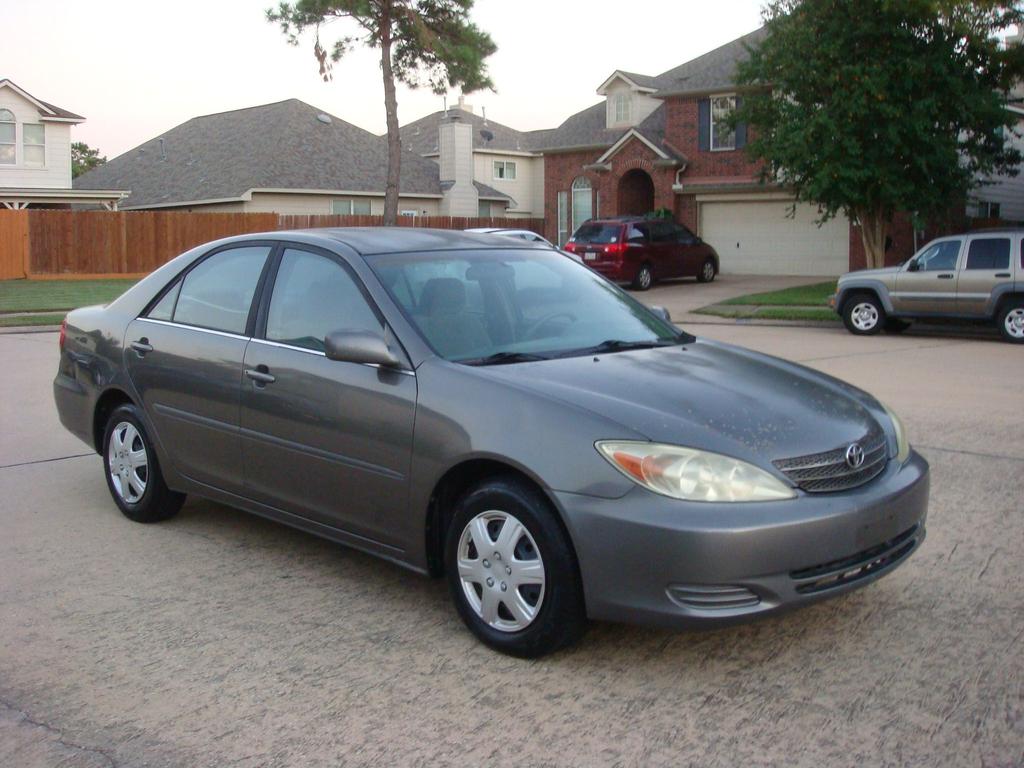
[907,261,920,272]
[650,306,672,323]
[324,329,401,367]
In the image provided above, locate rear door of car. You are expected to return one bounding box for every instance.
[237,244,416,546]
[648,221,681,277]
[956,234,1014,316]
[674,224,704,276]
[124,243,274,492]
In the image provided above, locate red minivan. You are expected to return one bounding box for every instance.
[563,217,720,291]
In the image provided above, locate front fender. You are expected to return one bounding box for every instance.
[836,279,895,315]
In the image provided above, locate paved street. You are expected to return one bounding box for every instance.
[1,323,1022,768]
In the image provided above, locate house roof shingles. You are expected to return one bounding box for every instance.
[398,107,543,155]
[76,99,508,208]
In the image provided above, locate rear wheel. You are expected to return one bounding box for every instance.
[997,300,1024,343]
[842,293,885,335]
[631,263,654,291]
[444,476,587,658]
[102,405,184,523]
[697,258,716,283]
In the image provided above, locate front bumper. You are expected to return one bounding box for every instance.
[555,450,929,628]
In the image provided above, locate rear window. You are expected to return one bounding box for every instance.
[572,223,622,244]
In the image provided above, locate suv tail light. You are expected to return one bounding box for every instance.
[605,242,627,260]
[59,317,67,352]
[563,242,577,253]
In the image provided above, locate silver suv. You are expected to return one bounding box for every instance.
[833,231,1024,343]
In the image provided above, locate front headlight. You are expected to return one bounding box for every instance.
[596,441,796,502]
[881,402,911,464]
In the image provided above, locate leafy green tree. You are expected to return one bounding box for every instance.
[735,0,1024,268]
[71,142,106,178]
[268,0,496,225]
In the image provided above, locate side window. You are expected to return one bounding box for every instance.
[918,241,961,271]
[266,248,382,352]
[173,246,270,334]
[651,222,675,243]
[965,238,1010,270]
[675,225,697,244]
[147,280,181,321]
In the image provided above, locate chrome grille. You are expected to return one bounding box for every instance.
[773,428,889,493]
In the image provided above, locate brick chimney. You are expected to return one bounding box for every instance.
[438,115,479,217]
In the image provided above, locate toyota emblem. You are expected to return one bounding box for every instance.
[845,443,866,469]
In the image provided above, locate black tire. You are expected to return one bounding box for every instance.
[997,299,1024,343]
[444,475,587,658]
[884,318,911,334]
[102,404,185,523]
[842,292,886,335]
[696,258,716,283]
[631,263,654,291]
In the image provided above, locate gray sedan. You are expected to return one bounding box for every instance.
[54,228,929,657]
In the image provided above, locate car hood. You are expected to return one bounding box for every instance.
[841,266,901,281]
[492,339,887,467]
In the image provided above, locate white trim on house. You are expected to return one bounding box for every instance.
[595,129,672,164]
[0,188,128,209]
[596,71,658,95]
[0,80,84,123]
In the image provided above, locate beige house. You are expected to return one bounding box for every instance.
[76,99,511,216]
[0,79,125,209]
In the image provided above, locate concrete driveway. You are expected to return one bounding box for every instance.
[1,326,1021,768]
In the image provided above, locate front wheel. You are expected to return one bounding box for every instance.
[842,293,885,335]
[697,258,716,283]
[103,404,185,523]
[631,263,654,291]
[997,300,1024,343]
[444,476,587,658]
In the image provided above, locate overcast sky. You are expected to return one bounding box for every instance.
[5,0,768,159]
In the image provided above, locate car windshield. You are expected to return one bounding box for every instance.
[572,223,621,244]
[366,249,686,363]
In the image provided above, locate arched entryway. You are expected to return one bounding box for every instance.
[617,169,654,216]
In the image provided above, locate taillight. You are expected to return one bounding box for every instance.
[563,241,577,252]
[59,317,67,352]
[605,243,627,259]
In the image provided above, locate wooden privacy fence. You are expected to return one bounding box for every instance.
[0,210,547,280]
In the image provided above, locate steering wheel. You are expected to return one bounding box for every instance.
[523,311,577,340]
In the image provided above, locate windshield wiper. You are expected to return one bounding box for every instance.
[576,338,681,355]
[458,351,551,366]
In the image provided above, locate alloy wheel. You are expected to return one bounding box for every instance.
[107,421,149,504]
[850,302,880,332]
[701,261,715,281]
[637,266,652,290]
[1005,308,1024,339]
[457,510,545,632]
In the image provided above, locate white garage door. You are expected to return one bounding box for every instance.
[700,200,850,276]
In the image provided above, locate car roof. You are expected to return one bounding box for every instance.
[232,227,553,256]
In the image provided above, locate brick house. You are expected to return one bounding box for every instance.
[534,28,921,275]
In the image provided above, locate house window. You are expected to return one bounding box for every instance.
[478,200,490,218]
[571,177,593,232]
[557,191,569,246]
[23,124,44,165]
[0,109,14,165]
[493,160,517,180]
[973,201,1001,219]
[614,93,631,124]
[710,96,737,151]
[399,210,418,218]
[331,198,372,215]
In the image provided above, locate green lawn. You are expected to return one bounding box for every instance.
[718,280,838,307]
[0,312,68,327]
[694,305,838,322]
[0,279,138,314]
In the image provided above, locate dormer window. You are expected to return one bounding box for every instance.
[710,96,737,151]
[614,93,631,124]
[23,123,44,165]
[0,109,14,165]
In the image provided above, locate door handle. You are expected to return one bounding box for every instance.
[937,274,954,279]
[245,367,276,385]
[130,338,153,355]
[996,272,1011,278]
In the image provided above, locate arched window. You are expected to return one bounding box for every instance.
[0,109,14,165]
[571,177,592,232]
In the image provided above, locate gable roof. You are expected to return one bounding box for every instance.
[596,70,660,95]
[649,27,767,97]
[529,100,669,155]
[75,99,509,209]
[398,107,543,155]
[0,79,85,121]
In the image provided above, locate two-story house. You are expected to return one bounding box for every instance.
[0,79,125,209]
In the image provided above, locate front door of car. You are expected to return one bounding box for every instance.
[238,246,416,546]
[124,244,273,492]
[956,235,1013,316]
[891,239,963,314]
